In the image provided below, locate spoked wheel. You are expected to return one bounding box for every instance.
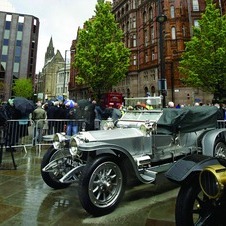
[41,146,73,189]
[214,139,226,159]
[78,155,126,216]
[175,176,226,226]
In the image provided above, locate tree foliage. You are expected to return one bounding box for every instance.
[12,78,33,99]
[74,0,130,97]
[179,0,226,99]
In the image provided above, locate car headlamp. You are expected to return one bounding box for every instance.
[199,164,226,199]
[53,133,67,149]
[103,118,115,130]
[139,122,153,135]
[69,137,82,156]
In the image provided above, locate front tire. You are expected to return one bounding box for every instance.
[41,146,72,189]
[78,155,126,216]
[176,176,225,226]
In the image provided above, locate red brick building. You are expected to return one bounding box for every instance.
[69,0,225,105]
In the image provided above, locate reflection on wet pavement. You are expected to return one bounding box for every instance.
[0,147,177,226]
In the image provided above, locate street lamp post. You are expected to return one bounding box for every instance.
[157,0,167,108]
[63,50,69,95]
[63,49,75,98]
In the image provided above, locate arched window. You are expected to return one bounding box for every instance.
[149,7,153,21]
[192,0,199,11]
[171,27,176,40]
[170,6,175,18]
[143,11,147,23]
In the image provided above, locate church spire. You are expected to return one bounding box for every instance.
[45,37,55,64]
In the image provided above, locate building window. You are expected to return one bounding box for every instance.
[3,39,9,45]
[194,19,199,27]
[14,56,20,62]
[192,0,199,11]
[182,25,186,37]
[133,55,137,65]
[122,24,125,33]
[1,62,6,70]
[170,6,175,18]
[150,26,154,43]
[5,21,11,30]
[6,14,12,21]
[18,16,24,23]
[151,50,155,60]
[16,40,22,46]
[15,46,21,56]
[145,51,148,63]
[13,63,19,73]
[16,31,23,40]
[132,0,136,9]
[133,34,137,47]
[171,27,176,40]
[2,46,8,55]
[4,30,10,39]
[127,21,129,32]
[143,11,147,24]
[1,55,8,62]
[18,23,23,31]
[144,29,148,46]
[149,7,153,21]
[132,17,136,28]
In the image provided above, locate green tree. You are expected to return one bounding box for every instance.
[74,0,130,98]
[179,0,226,100]
[12,78,33,99]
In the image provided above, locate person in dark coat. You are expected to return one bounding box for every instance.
[4,99,21,151]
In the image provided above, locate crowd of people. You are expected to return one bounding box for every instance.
[167,101,226,120]
[0,97,125,150]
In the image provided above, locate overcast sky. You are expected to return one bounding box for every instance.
[0,0,106,73]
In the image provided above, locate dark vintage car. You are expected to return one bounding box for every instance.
[165,154,226,226]
[41,105,226,216]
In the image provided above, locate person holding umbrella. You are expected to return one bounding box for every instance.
[13,97,35,144]
[65,101,79,136]
[4,99,21,151]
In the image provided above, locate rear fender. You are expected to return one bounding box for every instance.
[165,154,220,184]
[202,129,226,156]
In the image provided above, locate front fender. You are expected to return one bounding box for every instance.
[79,141,136,165]
[165,154,220,184]
[78,141,154,184]
[202,128,226,156]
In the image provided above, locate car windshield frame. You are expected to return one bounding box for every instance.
[119,110,162,122]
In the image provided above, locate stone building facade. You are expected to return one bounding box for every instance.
[38,38,65,100]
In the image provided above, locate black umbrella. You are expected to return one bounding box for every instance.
[77,99,91,108]
[13,97,35,115]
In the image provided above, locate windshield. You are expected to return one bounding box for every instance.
[120,111,162,121]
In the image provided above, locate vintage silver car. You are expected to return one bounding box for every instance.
[41,105,226,216]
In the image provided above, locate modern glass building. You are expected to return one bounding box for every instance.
[0,11,39,101]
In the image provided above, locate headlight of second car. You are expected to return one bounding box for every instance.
[53,133,67,149]
[199,164,226,199]
[69,137,83,156]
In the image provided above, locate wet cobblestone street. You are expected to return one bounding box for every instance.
[0,147,177,226]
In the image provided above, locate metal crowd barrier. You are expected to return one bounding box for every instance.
[0,119,87,156]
